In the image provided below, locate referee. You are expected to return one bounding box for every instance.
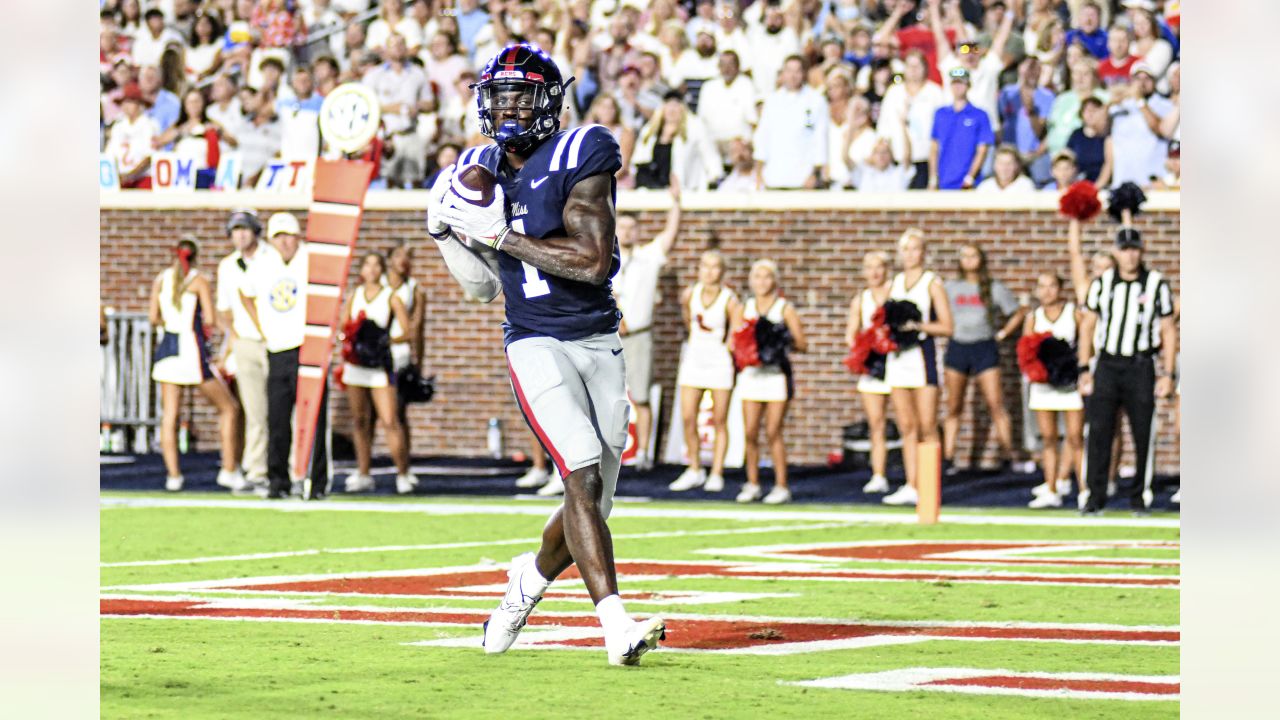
[1077,227,1177,514]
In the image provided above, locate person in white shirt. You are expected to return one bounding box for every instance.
[670,30,721,92]
[632,91,724,191]
[743,2,802,98]
[614,185,683,471]
[1108,63,1173,188]
[362,34,436,188]
[105,83,159,188]
[132,8,184,68]
[695,50,758,159]
[239,213,328,499]
[975,145,1037,192]
[853,135,916,192]
[216,210,269,486]
[875,50,947,189]
[753,55,829,189]
[716,137,761,192]
[928,0,1013,134]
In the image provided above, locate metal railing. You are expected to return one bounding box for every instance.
[100,311,159,454]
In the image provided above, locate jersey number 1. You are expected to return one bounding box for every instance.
[512,219,550,298]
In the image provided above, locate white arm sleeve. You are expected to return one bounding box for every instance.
[434,233,502,303]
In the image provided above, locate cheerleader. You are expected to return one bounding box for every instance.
[148,237,244,492]
[882,229,954,506]
[844,251,894,494]
[670,251,742,494]
[735,260,808,505]
[1023,273,1085,509]
[340,252,415,494]
[385,241,427,456]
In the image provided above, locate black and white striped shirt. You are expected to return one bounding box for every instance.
[1085,266,1175,357]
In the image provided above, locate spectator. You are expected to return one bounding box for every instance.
[156,88,222,188]
[687,0,719,43]
[425,143,461,188]
[615,185,683,472]
[117,0,144,42]
[1128,7,1173,79]
[101,58,137,126]
[217,209,270,489]
[311,56,340,97]
[614,64,663,133]
[881,229,953,506]
[670,250,740,494]
[206,74,242,147]
[975,145,1036,192]
[752,56,829,189]
[843,95,878,181]
[276,66,322,160]
[1152,140,1180,190]
[744,0,802,98]
[671,29,720,98]
[1066,96,1113,186]
[384,241,428,466]
[239,213,330,500]
[735,259,808,506]
[424,33,469,105]
[713,2,750,63]
[632,92,722,191]
[977,0,1026,77]
[1044,149,1080,191]
[824,67,857,188]
[185,10,225,82]
[1108,62,1172,188]
[339,252,415,495]
[363,33,435,188]
[875,50,945,189]
[133,8,184,68]
[236,87,282,187]
[256,55,289,101]
[844,250,895,495]
[366,0,407,54]
[1046,59,1106,155]
[843,23,873,69]
[941,242,1026,474]
[140,64,182,135]
[715,138,760,192]
[149,237,245,493]
[584,95,637,187]
[1022,271,1085,509]
[397,0,435,55]
[853,136,915,191]
[997,56,1054,185]
[1098,25,1137,88]
[928,67,995,190]
[695,50,758,159]
[929,0,1013,135]
[250,0,306,49]
[105,83,158,189]
[1063,1,1108,60]
[855,31,903,94]
[305,0,346,56]
[337,21,368,74]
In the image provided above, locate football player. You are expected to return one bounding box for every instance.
[427,43,665,666]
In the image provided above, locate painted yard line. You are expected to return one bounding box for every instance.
[787,667,1179,702]
[101,521,855,568]
[100,496,1181,529]
[696,539,1181,569]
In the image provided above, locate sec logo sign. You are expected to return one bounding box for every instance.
[319,83,382,154]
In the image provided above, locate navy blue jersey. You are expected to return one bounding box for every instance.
[457,125,623,345]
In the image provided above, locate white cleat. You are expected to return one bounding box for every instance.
[164,475,184,492]
[862,474,889,493]
[1028,492,1063,509]
[607,616,666,667]
[735,483,763,503]
[216,469,251,493]
[535,475,565,496]
[668,467,706,491]
[703,473,724,493]
[882,484,918,506]
[762,486,792,505]
[344,473,376,493]
[515,467,550,489]
[1056,479,1073,496]
[482,554,543,654]
[395,473,419,495]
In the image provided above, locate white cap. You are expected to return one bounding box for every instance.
[1121,0,1156,10]
[267,212,301,238]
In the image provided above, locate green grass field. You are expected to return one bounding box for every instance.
[101,493,1179,718]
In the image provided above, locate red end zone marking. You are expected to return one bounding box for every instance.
[780,542,1177,568]
[925,675,1179,695]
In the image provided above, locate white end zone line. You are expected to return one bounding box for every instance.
[100,496,1181,528]
[787,667,1180,702]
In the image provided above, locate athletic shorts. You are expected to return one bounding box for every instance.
[944,339,1000,376]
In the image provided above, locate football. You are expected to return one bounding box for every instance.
[452,164,498,207]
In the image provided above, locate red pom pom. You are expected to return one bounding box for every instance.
[332,364,346,391]
[341,311,366,365]
[1060,180,1102,221]
[1017,332,1052,383]
[731,318,760,371]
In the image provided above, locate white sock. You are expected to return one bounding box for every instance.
[595,594,631,638]
[517,558,551,600]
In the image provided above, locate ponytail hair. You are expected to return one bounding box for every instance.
[172,236,199,309]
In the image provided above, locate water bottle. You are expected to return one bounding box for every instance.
[179,421,190,454]
[487,418,503,459]
[100,424,112,453]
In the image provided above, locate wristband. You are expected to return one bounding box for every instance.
[1078,365,1091,374]
[493,225,512,251]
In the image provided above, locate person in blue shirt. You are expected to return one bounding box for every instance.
[139,64,180,136]
[427,44,665,667]
[454,0,490,58]
[275,67,324,115]
[997,56,1055,186]
[929,68,995,190]
[1063,1,1109,60]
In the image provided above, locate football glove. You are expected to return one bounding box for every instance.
[437,173,511,250]
[426,164,456,241]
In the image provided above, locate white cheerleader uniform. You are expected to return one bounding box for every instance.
[1027,302,1084,411]
[884,271,940,389]
[676,283,736,391]
[343,285,394,388]
[855,287,891,395]
[387,276,417,372]
[151,268,214,386]
[736,296,792,402]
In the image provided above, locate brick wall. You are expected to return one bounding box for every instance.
[100,196,1180,474]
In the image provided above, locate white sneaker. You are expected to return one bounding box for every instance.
[1032,483,1056,498]
[1029,492,1063,509]
[216,469,250,492]
[536,475,565,496]
[1171,488,1181,504]
[606,616,666,667]
[636,452,654,472]
[396,473,419,495]
[669,467,706,491]
[515,467,550,489]
[1056,479,1073,496]
[735,483,762,503]
[882,484,918,506]
[762,486,792,504]
[482,554,544,654]
[1106,480,1117,498]
[344,473,376,493]
[862,474,890,493]
[1077,488,1092,511]
[703,473,724,492]
[164,475,184,492]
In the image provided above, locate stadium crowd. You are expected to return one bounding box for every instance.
[99,0,1181,192]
